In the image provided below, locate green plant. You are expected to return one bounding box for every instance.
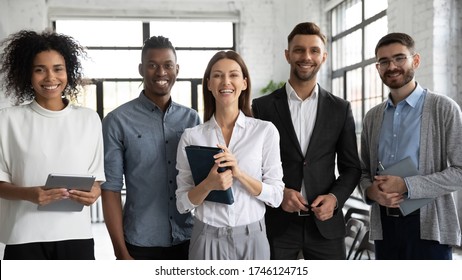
[260,80,285,95]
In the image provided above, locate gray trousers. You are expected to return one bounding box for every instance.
[189,218,270,260]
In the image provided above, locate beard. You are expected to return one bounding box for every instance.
[292,63,321,82]
[380,68,415,89]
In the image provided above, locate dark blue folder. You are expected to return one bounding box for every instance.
[185,145,234,205]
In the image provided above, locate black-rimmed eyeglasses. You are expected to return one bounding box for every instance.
[375,54,415,71]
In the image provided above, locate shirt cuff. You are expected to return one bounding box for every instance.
[403,178,411,198]
[328,193,338,210]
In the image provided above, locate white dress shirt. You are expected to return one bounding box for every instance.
[176,111,284,227]
[286,82,318,200]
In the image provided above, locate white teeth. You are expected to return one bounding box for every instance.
[43,85,59,90]
[156,80,168,85]
[219,89,233,94]
[298,64,313,69]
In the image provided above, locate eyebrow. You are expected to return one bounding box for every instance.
[146,59,175,64]
[291,44,322,50]
[32,64,65,68]
[211,69,242,74]
[377,53,407,61]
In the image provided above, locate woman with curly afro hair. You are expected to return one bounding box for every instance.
[0,30,105,260]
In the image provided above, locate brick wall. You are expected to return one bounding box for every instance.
[387,0,461,104]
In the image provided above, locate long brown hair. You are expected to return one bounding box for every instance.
[202,50,253,122]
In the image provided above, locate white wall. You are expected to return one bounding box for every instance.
[0,0,326,107]
[387,0,462,104]
[0,0,48,108]
[1,0,461,104]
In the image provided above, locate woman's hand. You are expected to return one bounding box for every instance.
[32,186,70,206]
[215,144,262,196]
[204,162,233,192]
[68,181,101,206]
[215,144,243,179]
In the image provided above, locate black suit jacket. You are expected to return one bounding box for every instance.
[252,84,361,240]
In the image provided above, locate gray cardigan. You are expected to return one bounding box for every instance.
[359,91,462,246]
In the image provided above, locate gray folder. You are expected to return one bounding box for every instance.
[377,157,433,216]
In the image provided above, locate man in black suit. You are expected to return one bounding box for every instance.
[252,22,361,260]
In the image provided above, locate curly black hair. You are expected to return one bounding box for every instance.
[0,30,87,105]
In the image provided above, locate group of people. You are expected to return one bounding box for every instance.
[0,21,461,260]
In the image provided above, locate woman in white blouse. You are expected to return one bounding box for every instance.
[176,51,284,260]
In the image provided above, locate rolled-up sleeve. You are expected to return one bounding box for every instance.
[101,113,125,192]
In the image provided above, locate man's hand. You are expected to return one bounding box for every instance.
[366,179,404,208]
[374,175,408,194]
[311,194,337,221]
[281,188,309,213]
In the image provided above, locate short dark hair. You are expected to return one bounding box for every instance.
[287,22,327,46]
[0,29,86,105]
[202,51,252,122]
[375,32,416,56]
[141,35,176,61]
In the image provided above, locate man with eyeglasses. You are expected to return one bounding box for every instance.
[359,32,462,259]
[101,36,200,260]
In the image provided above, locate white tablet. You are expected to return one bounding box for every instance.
[37,174,96,212]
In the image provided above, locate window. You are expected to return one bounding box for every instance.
[330,0,388,144]
[54,19,235,120]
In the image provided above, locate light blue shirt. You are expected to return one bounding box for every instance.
[378,83,426,189]
[102,91,200,247]
[379,83,426,169]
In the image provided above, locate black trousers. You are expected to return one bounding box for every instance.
[269,215,346,260]
[3,239,95,260]
[126,240,189,260]
[375,208,452,260]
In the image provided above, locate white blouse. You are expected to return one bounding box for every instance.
[0,100,105,244]
[176,111,284,227]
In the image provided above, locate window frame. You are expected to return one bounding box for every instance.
[53,20,236,119]
[329,0,388,137]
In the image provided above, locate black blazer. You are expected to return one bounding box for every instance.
[252,84,361,239]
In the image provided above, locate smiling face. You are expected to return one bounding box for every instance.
[31,50,68,108]
[139,48,179,101]
[207,58,247,109]
[285,34,327,83]
[376,42,419,90]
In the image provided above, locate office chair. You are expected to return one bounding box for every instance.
[345,218,365,260]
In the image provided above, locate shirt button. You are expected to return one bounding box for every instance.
[170,197,173,200]
[303,161,307,166]
[165,140,168,144]
[168,161,171,164]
